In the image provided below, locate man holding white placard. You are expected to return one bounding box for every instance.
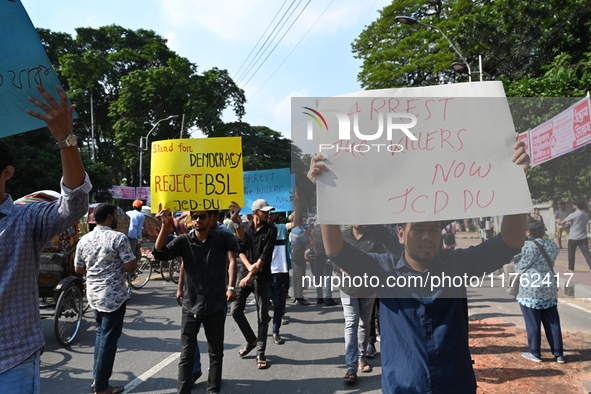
[307,141,530,394]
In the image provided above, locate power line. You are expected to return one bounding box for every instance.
[249,0,335,101]
[232,0,290,80]
[199,0,312,131]
[197,0,303,132]
[233,0,298,84]
[239,0,311,88]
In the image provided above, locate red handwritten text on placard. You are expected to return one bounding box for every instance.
[369,98,455,121]
[464,190,495,212]
[322,129,467,157]
[431,160,492,185]
[153,173,238,196]
[387,187,495,215]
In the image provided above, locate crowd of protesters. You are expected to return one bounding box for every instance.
[2,87,591,394]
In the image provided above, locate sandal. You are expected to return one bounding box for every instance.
[238,341,257,358]
[257,355,268,369]
[95,386,125,394]
[358,360,372,373]
[343,368,357,383]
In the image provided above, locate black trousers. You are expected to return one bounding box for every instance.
[231,275,270,357]
[567,238,591,270]
[178,308,225,394]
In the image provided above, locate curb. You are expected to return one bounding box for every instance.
[559,277,591,299]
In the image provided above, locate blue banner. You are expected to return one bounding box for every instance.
[0,0,73,138]
[242,168,294,214]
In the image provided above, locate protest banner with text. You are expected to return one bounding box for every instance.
[242,168,294,214]
[291,81,533,225]
[150,137,244,213]
[0,1,73,138]
[528,97,591,167]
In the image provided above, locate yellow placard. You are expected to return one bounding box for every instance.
[150,137,244,213]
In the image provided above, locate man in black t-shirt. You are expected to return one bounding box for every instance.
[153,208,240,394]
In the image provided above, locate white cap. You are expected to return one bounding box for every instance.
[251,199,275,212]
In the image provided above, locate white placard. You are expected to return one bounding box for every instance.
[314,81,533,225]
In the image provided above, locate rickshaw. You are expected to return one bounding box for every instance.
[15,190,84,347]
[143,211,183,283]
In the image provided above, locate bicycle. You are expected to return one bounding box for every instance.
[160,259,172,281]
[170,257,182,284]
[127,241,152,289]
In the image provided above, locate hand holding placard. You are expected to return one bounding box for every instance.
[25,85,74,142]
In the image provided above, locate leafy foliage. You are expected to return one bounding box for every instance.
[352,0,591,204]
[352,0,591,88]
[219,122,291,171]
[13,25,246,198]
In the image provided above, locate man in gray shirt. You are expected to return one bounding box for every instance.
[557,200,591,271]
[554,202,571,249]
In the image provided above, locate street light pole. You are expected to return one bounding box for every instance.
[137,115,179,198]
[395,16,473,82]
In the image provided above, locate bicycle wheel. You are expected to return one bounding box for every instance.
[160,260,172,281]
[81,277,91,313]
[54,284,83,346]
[128,257,152,289]
[151,259,162,274]
[170,257,182,284]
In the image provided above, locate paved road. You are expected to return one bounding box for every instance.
[40,276,383,394]
[39,240,591,394]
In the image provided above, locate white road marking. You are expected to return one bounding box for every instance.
[124,352,180,393]
[559,299,591,314]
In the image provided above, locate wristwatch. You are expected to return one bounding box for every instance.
[55,134,78,149]
[232,222,239,229]
[227,286,235,291]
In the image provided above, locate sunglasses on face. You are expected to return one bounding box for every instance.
[191,213,209,221]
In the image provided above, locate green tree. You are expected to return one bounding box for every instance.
[506,52,591,203]
[110,58,245,185]
[30,25,245,194]
[352,0,591,88]
[219,122,291,171]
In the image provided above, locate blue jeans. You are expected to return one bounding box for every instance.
[341,294,375,369]
[94,302,127,393]
[0,349,41,394]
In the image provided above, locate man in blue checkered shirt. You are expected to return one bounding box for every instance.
[0,85,91,394]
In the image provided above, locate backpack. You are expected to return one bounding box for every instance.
[443,225,456,246]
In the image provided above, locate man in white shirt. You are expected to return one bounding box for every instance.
[75,204,137,394]
[557,200,591,272]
